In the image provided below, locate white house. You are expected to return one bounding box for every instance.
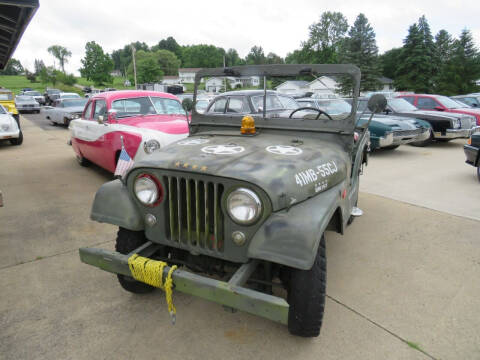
[275,80,309,95]
[205,76,262,92]
[308,77,338,96]
[178,68,203,83]
[161,76,180,85]
[378,77,394,91]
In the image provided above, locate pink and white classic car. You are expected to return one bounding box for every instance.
[69,90,189,173]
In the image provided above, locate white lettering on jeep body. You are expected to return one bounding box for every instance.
[295,160,338,187]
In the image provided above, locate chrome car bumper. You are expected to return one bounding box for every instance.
[0,129,20,139]
[434,126,480,139]
[379,128,430,147]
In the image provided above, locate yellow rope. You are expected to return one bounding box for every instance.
[127,254,178,323]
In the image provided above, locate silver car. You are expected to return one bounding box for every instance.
[44,98,88,126]
[15,95,40,113]
[21,90,45,105]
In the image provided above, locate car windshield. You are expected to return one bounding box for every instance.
[451,99,471,108]
[63,99,87,107]
[48,89,60,94]
[0,93,13,100]
[0,106,6,114]
[388,98,418,112]
[62,94,80,99]
[25,91,41,96]
[436,95,466,109]
[112,96,184,118]
[315,99,351,115]
[195,99,209,111]
[16,96,34,101]
[251,94,298,112]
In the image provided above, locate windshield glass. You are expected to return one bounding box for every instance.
[195,99,209,112]
[48,89,60,94]
[388,98,418,112]
[62,94,80,99]
[451,99,471,108]
[63,99,87,107]
[112,96,184,118]
[315,99,351,115]
[25,91,41,96]
[0,105,6,114]
[436,95,465,109]
[0,93,13,100]
[251,94,298,112]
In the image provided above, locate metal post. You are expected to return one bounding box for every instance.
[263,75,267,119]
[131,45,137,89]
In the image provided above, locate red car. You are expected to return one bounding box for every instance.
[69,90,189,173]
[397,94,480,126]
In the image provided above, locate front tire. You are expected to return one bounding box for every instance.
[115,228,156,294]
[76,154,90,167]
[10,131,23,146]
[286,234,326,337]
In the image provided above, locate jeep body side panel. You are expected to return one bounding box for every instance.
[248,181,346,270]
[90,179,144,231]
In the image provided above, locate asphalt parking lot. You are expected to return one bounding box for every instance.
[1,112,479,360]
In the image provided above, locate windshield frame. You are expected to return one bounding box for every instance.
[112,96,185,118]
[191,64,360,134]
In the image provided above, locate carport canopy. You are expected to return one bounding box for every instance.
[0,0,39,69]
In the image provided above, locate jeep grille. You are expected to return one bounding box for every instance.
[164,176,225,252]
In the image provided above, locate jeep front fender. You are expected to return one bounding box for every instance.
[90,179,144,231]
[247,181,345,270]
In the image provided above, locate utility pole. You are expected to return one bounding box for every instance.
[131,45,137,89]
[223,55,226,92]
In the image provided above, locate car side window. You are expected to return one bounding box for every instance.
[226,96,248,113]
[417,97,437,109]
[402,97,415,105]
[93,99,107,120]
[208,98,227,113]
[83,101,93,119]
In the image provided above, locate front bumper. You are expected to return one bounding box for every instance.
[79,245,289,324]
[378,128,431,147]
[0,129,20,140]
[464,144,479,167]
[434,126,480,139]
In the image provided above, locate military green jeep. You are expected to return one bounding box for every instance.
[80,64,386,337]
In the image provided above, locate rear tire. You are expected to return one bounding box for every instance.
[10,131,23,146]
[76,154,90,167]
[63,117,70,127]
[286,234,326,337]
[116,228,156,294]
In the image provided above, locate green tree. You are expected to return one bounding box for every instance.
[266,52,284,64]
[127,50,163,84]
[432,30,455,92]
[181,45,225,68]
[225,48,242,66]
[338,14,381,94]
[39,66,59,86]
[155,49,180,75]
[34,59,46,76]
[379,47,402,80]
[111,42,150,76]
[246,45,266,64]
[152,37,182,59]
[395,16,436,92]
[25,69,36,83]
[47,45,72,73]
[80,41,114,86]
[0,58,23,75]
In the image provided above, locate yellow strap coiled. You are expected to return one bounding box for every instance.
[128,254,178,323]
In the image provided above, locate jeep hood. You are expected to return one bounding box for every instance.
[133,133,350,210]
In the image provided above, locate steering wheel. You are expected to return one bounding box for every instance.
[288,107,333,120]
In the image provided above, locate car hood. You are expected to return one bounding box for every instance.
[0,113,16,127]
[63,106,85,113]
[118,115,189,135]
[133,132,350,211]
[397,109,460,121]
[358,114,418,130]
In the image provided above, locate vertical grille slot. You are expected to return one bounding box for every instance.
[164,175,224,252]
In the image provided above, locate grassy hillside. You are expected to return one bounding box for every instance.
[77,77,135,90]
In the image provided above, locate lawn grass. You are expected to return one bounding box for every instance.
[77,76,135,90]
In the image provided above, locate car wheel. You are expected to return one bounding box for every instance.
[63,117,70,127]
[10,130,23,146]
[477,167,480,182]
[76,154,90,167]
[286,234,326,337]
[116,227,156,294]
[383,145,400,150]
[410,129,433,147]
[13,114,20,127]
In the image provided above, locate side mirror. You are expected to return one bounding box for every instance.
[434,106,444,111]
[367,94,387,114]
[107,109,117,121]
[97,115,104,124]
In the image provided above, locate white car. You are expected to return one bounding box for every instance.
[0,105,22,146]
[44,98,88,126]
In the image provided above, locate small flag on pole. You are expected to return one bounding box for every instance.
[115,137,135,177]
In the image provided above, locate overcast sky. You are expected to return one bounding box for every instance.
[12,0,480,75]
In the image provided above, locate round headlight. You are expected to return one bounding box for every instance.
[226,188,262,225]
[134,175,160,206]
[144,139,161,154]
[1,124,9,131]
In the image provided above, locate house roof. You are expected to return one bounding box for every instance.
[275,80,309,89]
[179,68,203,73]
[0,0,39,69]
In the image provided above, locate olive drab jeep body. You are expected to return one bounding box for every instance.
[80,64,378,337]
